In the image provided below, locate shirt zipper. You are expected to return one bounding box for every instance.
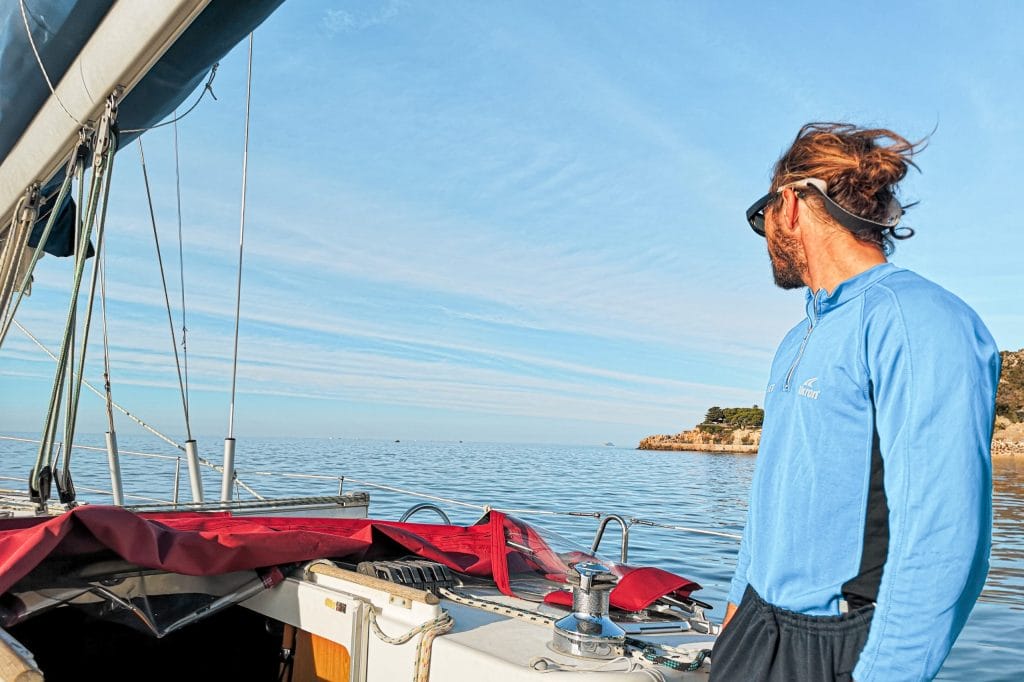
[784,291,822,391]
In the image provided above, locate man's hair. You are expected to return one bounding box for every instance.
[772,123,925,254]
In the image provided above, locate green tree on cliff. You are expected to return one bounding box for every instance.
[704,406,726,424]
[996,349,1024,422]
[722,406,764,428]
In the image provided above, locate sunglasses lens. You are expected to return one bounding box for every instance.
[746,192,771,237]
[750,213,765,236]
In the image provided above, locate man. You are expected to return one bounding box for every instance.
[710,123,1000,681]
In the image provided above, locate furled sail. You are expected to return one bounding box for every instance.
[0,0,285,252]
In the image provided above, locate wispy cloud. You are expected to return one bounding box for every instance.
[322,1,403,36]
[5,1,1020,446]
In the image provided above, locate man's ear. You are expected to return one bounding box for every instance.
[778,187,802,235]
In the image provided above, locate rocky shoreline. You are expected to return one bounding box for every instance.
[639,433,1024,456]
[640,421,1024,457]
[992,419,1024,456]
[993,349,1024,455]
[638,440,758,454]
[992,441,1024,456]
[640,346,1024,456]
[638,428,760,455]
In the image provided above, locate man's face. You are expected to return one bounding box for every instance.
[764,199,807,290]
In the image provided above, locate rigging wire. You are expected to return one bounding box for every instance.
[173,116,191,426]
[226,34,254,440]
[15,320,185,452]
[35,139,93,489]
[119,65,219,135]
[35,151,85,493]
[629,518,741,541]
[18,0,85,126]
[136,138,193,441]
[0,193,33,345]
[0,147,80,349]
[61,121,120,489]
[32,109,118,501]
[99,237,115,433]
[59,134,89,477]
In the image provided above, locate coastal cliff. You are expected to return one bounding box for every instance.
[639,349,1024,455]
[994,349,1024,455]
[638,406,762,454]
[638,430,760,454]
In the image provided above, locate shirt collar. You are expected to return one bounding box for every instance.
[803,263,900,322]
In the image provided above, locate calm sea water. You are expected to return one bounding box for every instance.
[0,436,1020,680]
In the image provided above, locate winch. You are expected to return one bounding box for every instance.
[550,562,626,659]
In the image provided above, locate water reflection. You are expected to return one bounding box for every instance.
[986,456,1024,609]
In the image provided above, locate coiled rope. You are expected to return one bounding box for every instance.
[368,608,454,682]
[437,587,710,674]
[628,639,712,673]
[528,655,667,681]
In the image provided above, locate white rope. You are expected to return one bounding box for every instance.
[439,589,694,680]
[438,587,555,626]
[18,0,83,126]
[368,610,452,646]
[528,655,667,681]
[367,609,454,682]
[413,613,454,682]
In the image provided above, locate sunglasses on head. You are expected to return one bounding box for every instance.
[745,178,903,237]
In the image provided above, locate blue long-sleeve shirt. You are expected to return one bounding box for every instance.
[727,263,1000,681]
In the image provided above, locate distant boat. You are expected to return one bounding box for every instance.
[604,442,615,447]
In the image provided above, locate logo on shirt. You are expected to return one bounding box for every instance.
[798,377,820,400]
[766,383,776,394]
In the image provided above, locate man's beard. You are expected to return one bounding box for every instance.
[767,232,806,290]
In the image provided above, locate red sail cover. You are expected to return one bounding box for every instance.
[0,506,698,611]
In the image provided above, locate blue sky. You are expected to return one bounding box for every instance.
[2,0,1022,447]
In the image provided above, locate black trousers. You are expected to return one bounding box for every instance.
[709,586,874,682]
